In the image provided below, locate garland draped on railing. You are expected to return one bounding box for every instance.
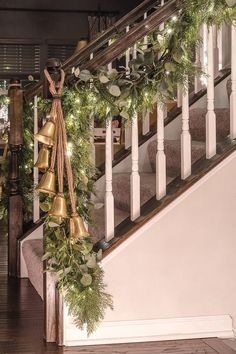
[0,0,236,335]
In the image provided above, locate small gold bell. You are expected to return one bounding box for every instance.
[34,145,49,172]
[35,119,55,146]
[36,168,56,195]
[49,193,68,219]
[69,213,90,240]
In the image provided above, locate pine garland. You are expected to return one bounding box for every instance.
[0,0,236,335]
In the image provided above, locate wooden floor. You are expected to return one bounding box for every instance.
[0,225,236,353]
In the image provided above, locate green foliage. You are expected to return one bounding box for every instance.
[45,223,113,335]
[1,0,236,336]
[72,0,236,122]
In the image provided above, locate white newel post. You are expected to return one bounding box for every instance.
[156,104,166,200]
[125,26,132,149]
[181,84,191,179]
[105,118,115,242]
[130,112,140,221]
[142,13,150,136]
[206,25,216,159]
[230,24,236,140]
[33,95,40,222]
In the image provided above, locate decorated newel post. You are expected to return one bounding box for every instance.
[34,61,113,336]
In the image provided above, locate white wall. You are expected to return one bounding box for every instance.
[102,150,236,325]
[64,147,236,346]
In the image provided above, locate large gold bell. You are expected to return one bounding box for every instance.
[35,119,55,146]
[34,145,49,172]
[69,213,90,240]
[36,168,56,195]
[49,193,68,218]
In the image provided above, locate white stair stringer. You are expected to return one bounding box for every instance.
[63,150,236,346]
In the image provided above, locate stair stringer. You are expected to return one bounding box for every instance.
[63,149,236,346]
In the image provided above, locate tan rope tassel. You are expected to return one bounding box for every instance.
[44,68,77,214]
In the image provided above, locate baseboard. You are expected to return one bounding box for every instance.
[63,314,234,346]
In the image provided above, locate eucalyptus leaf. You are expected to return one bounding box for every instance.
[99,74,109,83]
[120,109,130,120]
[86,255,97,269]
[80,273,92,287]
[40,202,51,212]
[164,62,176,72]
[79,70,92,82]
[48,221,60,228]
[107,68,118,79]
[96,249,103,261]
[109,85,121,97]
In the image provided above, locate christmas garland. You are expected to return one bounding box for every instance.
[0,0,236,335]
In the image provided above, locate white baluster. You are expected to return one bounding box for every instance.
[125,26,132,149]
[159,0,165,31]
[177,85,182,107]
[156,104,166,200]
[142,110,150,135]
[130,111,140,221]
[213,25,219,78]
[33,95,40,222]
[194,40,202,93]
[230,24,236,140]
[142,13,150,136]
[105,118,114,242]
[206,25,216,159]
[181,84,191,179]
[217,26,223,71]
[202,24,208,76]
[107,41,114,160]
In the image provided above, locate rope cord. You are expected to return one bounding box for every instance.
[44,68,76,214]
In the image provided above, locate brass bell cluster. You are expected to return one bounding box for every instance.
[34,68,89,241]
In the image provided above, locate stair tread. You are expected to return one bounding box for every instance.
[148,139,206,176]
[112,172,174,212]
[89,206,129,244]
[190,108,230,142]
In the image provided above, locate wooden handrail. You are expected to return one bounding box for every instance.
[84,0,177,71]
[24,0,177,99]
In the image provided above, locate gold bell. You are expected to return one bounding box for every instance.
[36,168,56,195]
[34,145,49,172]
[49,193,68,219]
[69,213,90,240]
[35,119,55,146]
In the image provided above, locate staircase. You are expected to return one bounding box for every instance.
[15,0,236,346]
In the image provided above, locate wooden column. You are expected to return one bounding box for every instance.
[8,78,23,278]
[42,58,62,344]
